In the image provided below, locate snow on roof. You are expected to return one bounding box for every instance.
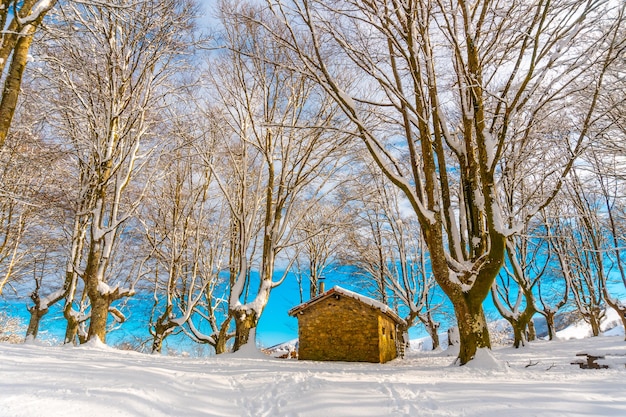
[289,286,406,325]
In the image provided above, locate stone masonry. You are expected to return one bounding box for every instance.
[289,287,404,363]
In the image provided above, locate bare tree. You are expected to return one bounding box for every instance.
[526,208,570,341]
[592,159,626,338]
[141,104,233,354]
[40,0,199,343]
[558,149,626,339]
[0,84,70,339]
[595,161,626,338]
[264,0,625,363]
[551,172,607,337]
[586,11,626,337]
[208,2,348,351]
[0,129,33,296]
[24,245,65,340]
[491,231,546,348]
[292,198,349,302]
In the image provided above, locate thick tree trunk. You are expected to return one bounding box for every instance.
[215,334,228,354]
[450,293,491,365]
[429,325,440,351]
[87,292,111,343]
[510,321,526,348]
[26,282,69,341]
[151,319,180,353]
[84,240,111,343]
[427,206,505,364]
[0,16,43,147]
[151,333,165,354]
[232,310,258,352]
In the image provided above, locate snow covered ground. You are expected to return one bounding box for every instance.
[2,330,625,417]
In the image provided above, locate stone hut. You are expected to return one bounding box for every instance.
[288,286,405,363]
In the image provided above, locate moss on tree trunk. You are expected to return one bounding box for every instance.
[451,293,491,364]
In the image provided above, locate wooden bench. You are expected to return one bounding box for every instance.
[571,353,609,369]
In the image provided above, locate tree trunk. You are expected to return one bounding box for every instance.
[510,320,527,348]
[151,332,165,354]
[214,317,232,354]
[64,307,80,345]
[151,316,173,353]
[25,307,47,340]
[588,309,602,337]
[87,293,111,343]
[544,311,557,341]
[510,308,536,348]
[527,319,536,342]
[63,284,83,345]
[429,324,440,351]
[450,293,491,364]
[151,305,177,353]
[309,269,318,299]
[84,240,110,343]
[232,310,258,352]
[215,334,228,355]
[420,312,440,350]
[26,281,70,341]
[0,18,39,148]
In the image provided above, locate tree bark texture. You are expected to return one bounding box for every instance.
[233,310,258,352]
[0,0,57,148]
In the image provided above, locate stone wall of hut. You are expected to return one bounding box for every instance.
[377,315,399,363]
[296,294,398,363]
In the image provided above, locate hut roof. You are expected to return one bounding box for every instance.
[288,286,406,325]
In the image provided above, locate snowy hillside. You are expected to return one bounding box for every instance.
[2,330,625,417]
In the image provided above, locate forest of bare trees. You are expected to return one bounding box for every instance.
[0,0,624,365]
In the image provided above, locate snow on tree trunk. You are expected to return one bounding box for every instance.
[233,310,259,352]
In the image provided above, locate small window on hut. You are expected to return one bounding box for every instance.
[391,330,394,340]
[382,327,386,336]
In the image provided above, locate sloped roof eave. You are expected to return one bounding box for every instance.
[288,286,406,326]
